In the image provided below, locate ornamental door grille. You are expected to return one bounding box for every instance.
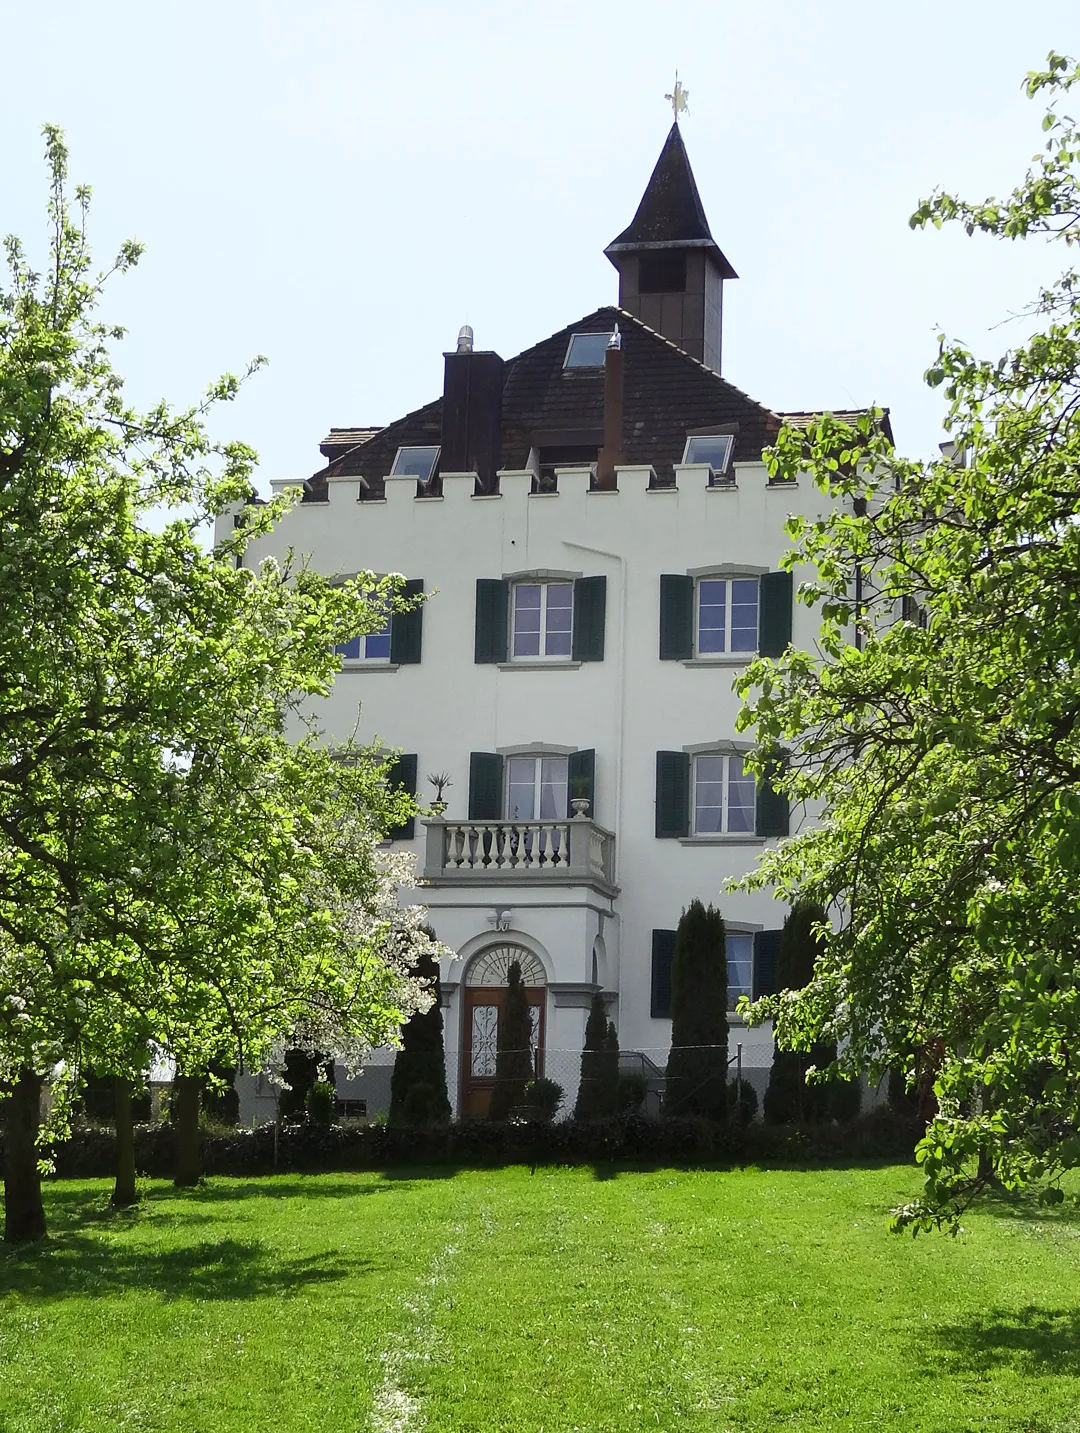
[462,945,546,1119]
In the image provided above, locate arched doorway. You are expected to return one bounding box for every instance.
[462,944,547,1119]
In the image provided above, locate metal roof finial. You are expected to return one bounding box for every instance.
[665,73,689,123]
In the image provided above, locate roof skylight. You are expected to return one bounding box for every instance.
[390,446,440,484]
[683,434,734,476]
[563,332,615,369]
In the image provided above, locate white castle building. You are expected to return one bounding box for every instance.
[224,123,887,1121]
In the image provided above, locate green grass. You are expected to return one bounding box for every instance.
[2,1165,1080,1432]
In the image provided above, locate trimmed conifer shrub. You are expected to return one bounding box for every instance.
[665,900,728,1119]
[201,1062,240,1126]
[574,992,609,1119]
[603,1020,621,1115]
[488,960,535,1121]
[389,936,451,1126]
[763,901,861,1123]
[279,1050,322,1121]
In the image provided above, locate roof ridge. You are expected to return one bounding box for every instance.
[608,305,780,421]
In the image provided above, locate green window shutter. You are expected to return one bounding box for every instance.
[758,571,793,657]
[389,578,424,664]
[474,579,509,663]
[468,752,504,820]
[755,758,789,838]
[571,576,607,662]
[385,752,418,841]
[655,751,690,838]
[659,574,694,660]
[753,929,783,999]
[566,748,596,818]
[651,929,677,1018]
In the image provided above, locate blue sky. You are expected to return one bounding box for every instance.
[2,0,1077,486]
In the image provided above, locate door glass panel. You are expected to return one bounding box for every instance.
[471,1004,499,1077]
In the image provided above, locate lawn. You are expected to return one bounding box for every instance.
[1,1165,1079,1432]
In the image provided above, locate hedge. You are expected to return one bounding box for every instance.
[1,1107,924,1182]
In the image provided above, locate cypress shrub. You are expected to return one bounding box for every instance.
[665,901,728,1119]
[603,1020,621,1116]
[488,960,535,1121]
[201,1062,240,1126]
[764,901,860,1123]
[389,937,451,1126]
[574,993,609,1119]
[279,1050,322,1121]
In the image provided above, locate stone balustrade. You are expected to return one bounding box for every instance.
[422,817,616,891]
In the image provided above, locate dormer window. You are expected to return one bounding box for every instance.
[683,434,734,484]
[390,446,440,486]
[563,333,614,369]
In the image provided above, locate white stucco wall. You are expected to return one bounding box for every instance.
[224,459,841,1113]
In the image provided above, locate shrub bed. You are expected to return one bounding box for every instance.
[4,1106,924,1181]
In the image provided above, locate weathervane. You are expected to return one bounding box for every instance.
[665,73,689,122]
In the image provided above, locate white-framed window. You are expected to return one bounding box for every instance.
[696,577,758,655]
[506,755,569,820]
[726,933,754,1011]
[683,434,734,483]
[693,752,755,835]
[389,445,440,485]
[336,597,391,662]
[512,582,573,659]
[563,332,614,369]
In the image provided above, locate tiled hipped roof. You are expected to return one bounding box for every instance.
[322,307,789,497]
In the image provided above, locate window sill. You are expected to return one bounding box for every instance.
[682,657,753,668]
[339,662,400,673]
[497,661,582,672]
[678,835,767,847]
[705,482,738,492]
[646,484,677,494]
[766,480,799,489]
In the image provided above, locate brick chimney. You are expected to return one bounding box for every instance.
[441,328,505,494]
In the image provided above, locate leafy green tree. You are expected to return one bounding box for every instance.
[0,131,426,1240]
[666,901,728,1119]
[488,961,535,1121]
[736,54,1080,1229]
[389,935,452,1126]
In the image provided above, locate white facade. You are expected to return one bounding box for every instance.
[228,458,841,1118]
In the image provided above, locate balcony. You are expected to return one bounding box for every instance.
[422,817,616,894]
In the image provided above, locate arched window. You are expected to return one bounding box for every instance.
[465,944,546,987]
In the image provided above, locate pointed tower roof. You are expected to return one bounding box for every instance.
[605,123,737,278]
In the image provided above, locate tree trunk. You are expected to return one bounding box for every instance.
[173,1074,202,1188]
[112,1077,138,1208]
[3,1067,47,1243]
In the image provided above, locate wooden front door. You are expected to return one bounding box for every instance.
[462,986,545,1119]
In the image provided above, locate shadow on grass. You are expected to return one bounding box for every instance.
[970,1186,1080,1231]
[929,1305,1080,1376]
[0,1229,371,1305]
